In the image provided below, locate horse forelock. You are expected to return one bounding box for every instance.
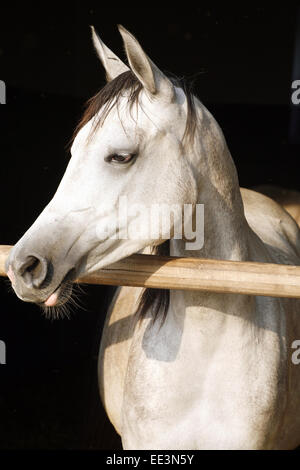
[72,71,197,147]
[71,71,143,144]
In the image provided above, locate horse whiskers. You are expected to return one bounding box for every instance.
[69,283,89,312]
[72,281,89,299]
[41,303,71,321]
[38,281,87,320]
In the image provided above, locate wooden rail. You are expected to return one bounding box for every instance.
[1,244,300,298]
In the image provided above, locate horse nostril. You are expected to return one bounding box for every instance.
[17,255,49,289]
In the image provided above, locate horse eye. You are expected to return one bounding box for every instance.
[109,153,134,164]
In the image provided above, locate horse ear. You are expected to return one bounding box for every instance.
[117,24,174,101]
[91,26,129,81]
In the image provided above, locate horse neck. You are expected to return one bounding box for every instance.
[171,102,250,262]
[167,103,254,328]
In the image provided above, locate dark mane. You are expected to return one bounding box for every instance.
[73,70,197,325]
[136,240,170,327]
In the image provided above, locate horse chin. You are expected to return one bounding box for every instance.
[39,282,74,320]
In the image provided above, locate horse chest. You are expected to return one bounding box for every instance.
[119,307,288,448]
[99,285,300,449]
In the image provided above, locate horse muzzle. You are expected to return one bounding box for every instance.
[6,237,79,307]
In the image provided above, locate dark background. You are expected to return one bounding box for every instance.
[0,3,300,449]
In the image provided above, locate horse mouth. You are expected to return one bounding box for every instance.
[37,281,74,320]
[39,268,77,318]
[44,281,72,307]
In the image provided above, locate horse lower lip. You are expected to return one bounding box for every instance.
[44,290,59,307]
[44,284,61,306]
[43,267,76,306]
